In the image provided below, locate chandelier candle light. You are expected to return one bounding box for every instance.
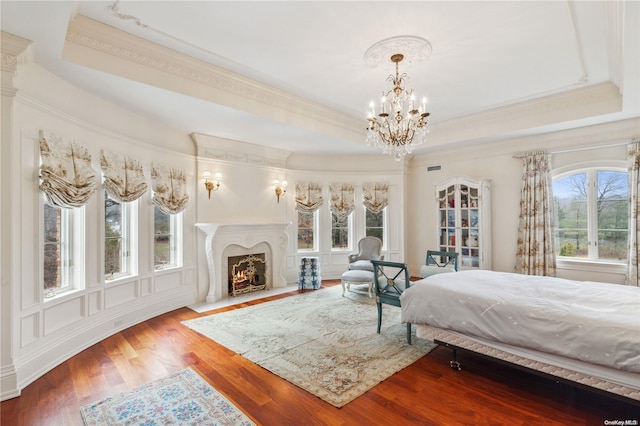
[366,53,430,161]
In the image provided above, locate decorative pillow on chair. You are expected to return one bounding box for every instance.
[420,265,456,278]
[349,260,375,271]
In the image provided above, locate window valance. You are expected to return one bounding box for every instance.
[295,182,323,213]
[151,163,189,214]
[363,182,389,213]
[39,133,99,209]
[329,183,355,219]
[101,150,148,202]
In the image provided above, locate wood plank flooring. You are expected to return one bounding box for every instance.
[1,281,638,425]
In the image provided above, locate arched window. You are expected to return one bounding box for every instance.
[553,167,629,262]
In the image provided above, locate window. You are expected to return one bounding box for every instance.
[331,212,351,250]
[365,208,385,245]
[553,169,628,262]
[297,210,317,251]
[43,203,84,297]
[105,192,136,280]
[154,207,182,269]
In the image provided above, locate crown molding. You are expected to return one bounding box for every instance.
[423,81,622,150]
[64,15,363,144]
[410,116,640,167]
[191,132,292,168]
[1,32,33,73]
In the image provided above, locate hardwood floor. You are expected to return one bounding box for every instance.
[1,281,638,425]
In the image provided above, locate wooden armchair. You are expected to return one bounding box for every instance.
[420,250,459,278]
[371,260,412,344]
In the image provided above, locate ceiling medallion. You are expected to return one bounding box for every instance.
[363,35,432,68]
[365,37,432,161]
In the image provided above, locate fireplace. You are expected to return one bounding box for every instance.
[196,223,290,303]
[228,252,266,296]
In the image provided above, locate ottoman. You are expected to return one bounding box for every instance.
[341,269,375,298]
[298,257,321,290]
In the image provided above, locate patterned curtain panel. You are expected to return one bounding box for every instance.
[101,151,148,202]
[514,152,557,276]
[295,182,323,213]
[627,139,640,286]
[151,163,189,214]
[39,133,99,208]
[329,183,355,219]
[363,182,389,213]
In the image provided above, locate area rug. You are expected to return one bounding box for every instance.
[80,368,255,425]
[182,286,436,407]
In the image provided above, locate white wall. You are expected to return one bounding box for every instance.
[2,62,199,399]
[407,118,640,283]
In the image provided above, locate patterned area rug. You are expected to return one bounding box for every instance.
[182,286,436,407]
[80,368,255,425]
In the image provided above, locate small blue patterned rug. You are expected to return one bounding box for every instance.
[80,368,255,425]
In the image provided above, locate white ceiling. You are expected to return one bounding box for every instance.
[2,1,639,157]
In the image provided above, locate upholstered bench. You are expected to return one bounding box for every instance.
[341,269,375,298]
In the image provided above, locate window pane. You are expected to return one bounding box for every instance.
[365,209,384,244]
[105,193,123,276]
[331,213,349,249]
[154,207,173,268]
[44,204,65,290]
[596,171,628,261]
[297,210,315,250]
[556,229,588,257]
[553,173,588,257]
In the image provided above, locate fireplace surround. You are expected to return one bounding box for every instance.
[195,223,290,302]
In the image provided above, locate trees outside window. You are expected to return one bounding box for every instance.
[553,169,628,261]
[365,208,385,245]
[43,203,84,296]
[44,204,69,290]
[297,210,316,251]
[331,213,350,249]
[105,192,127,278]
[154,207,182,269]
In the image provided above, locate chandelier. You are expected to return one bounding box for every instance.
[366,53,430,161]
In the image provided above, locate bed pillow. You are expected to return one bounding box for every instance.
[420,265,456,278]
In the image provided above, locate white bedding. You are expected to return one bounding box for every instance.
[400,270,640,373]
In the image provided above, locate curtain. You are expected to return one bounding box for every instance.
[627,139,640,286]
[514,152,557,276]
[101,150,148,202]
[329,183,355,219]
[150,163,189,214]
[295,182,323,213]
[39,133,99,208]
[363,182,388,213]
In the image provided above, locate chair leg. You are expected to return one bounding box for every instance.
[376,302,382,334]
[406,323,412,345]
[341,280,346,297]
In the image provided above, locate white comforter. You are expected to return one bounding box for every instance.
[400,270,640,373]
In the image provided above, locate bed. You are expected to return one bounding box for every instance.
[399,270,640,402]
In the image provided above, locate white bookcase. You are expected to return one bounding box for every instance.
[436,176,492,270]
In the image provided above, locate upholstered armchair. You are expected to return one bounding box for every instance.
[348,236,383,272]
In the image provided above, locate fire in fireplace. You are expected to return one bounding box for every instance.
[228,253,266,296]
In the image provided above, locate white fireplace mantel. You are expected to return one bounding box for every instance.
[195,223,290,303]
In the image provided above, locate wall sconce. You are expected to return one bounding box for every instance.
[274,179,287,203]
[203,171,221,199]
